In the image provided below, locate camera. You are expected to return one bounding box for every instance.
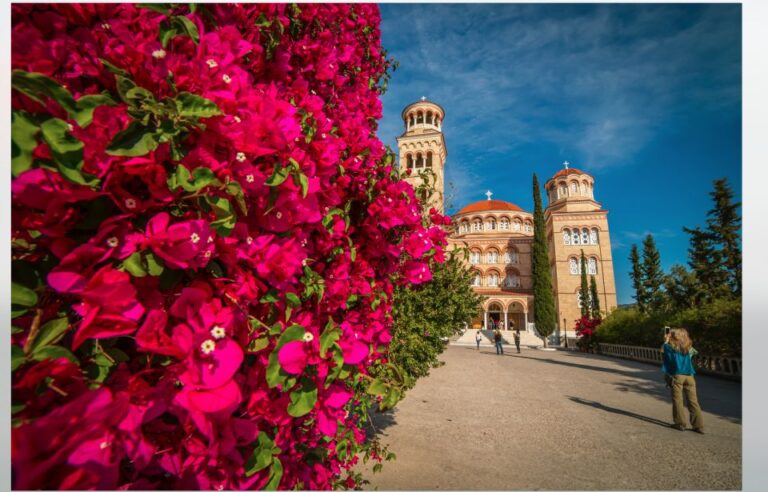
[664,326,671,336]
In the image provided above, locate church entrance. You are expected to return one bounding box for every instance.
[507,301,526,331]
[486,302,503,330]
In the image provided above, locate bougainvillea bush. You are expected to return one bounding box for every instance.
[10,4,448,489]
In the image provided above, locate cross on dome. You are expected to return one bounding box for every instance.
[485,190,493,201]
[420,96,427,101]
[563,161,570,169]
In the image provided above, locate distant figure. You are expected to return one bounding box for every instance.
[475,330,482,350]
[513,329,521,354]
[661,328,704,433]
[493,329,504,355]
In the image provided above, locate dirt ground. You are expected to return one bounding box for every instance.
[359,345,742,490]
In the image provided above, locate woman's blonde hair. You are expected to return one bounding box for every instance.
[669,328,693,355]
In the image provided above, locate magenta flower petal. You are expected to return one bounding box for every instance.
[278,340,308,375]
[324,387,352,409]
[317,407,338,437]
[339,339,368,365]
[185,379,242,414]
[200,338,244,388]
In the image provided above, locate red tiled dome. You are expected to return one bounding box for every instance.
[551,168,592,179]
[456,199,524,215]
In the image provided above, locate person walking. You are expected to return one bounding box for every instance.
[493,329,504,355]
[475,330,482,350]
[661,327,705,433]
[513,328,521,354]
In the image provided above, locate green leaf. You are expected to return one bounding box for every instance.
[265,352,284,389]
[11,111,39,176]
[319,322,340,358]
[247,336,270,353]
[297,172,309,197]
[12,282,38,307]
[172,15,200,44]
[265,163,290,187]
[12,403,26,415]
[138,3,172,14]
[123,252,148,277]
[366,378,387,396]
[373,463,383,473]
[29,317,69,353]
[106,121,159,156]
[40,118,95,186]
[12,346,26,371]
[31,345,79,364]
[159,25,179,48]
[245,433,279,476]
[99,58,130,78]
[226,181,248,215]
[276,324,306,350]
[287,382,318,417]
[145,253,165,276]
[265,458,284,491]
[74,93,117,128]
[285,292,301,308]
[208,196,236,236]
[11,70,77,116]
[175,92,222,118]
[260,289,279,304]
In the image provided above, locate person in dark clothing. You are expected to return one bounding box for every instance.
[493,329,504,355]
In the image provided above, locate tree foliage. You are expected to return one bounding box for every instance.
[531,173,557,346]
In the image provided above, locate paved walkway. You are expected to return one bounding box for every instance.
[360,346,741,490]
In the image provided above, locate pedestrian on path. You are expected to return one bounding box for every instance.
[513,328,521,354]
[475,330,482,350]
[661,327,705,433]
[493,329,504,355]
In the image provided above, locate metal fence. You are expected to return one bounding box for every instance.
[596,343,742,380]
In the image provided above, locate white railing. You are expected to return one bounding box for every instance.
[597,343,741,380]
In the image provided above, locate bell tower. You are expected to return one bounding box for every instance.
[397,97,447,213]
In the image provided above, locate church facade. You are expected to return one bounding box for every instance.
[397,98,618,340]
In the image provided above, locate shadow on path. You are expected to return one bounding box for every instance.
[567,396,672,429]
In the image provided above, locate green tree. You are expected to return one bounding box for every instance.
[629,244,646,312]
[579,250,590,318]
[706,178,741,296]
[641,234,664,312]
[663,264,703,310]
[532,174,557,346]
[683,225,729,301]
[384,250,482,391]
[589,275,601,319]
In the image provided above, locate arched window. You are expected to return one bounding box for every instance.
[509,250,519,263]
[406,154,414,169]
[500,218,510,230]
[472,220,482,232]
[570,182,578,195]
[471,272,481,287]
[590,228,599,245]
[487,219,497,231]
[426,112,433,125]
[563,229,571,245]
[572,229,580,245]
[417,112,424,124]
[487,250,498,264]
[581,228,589,245]
[470,251,481,264]
[589,183,594,197]
[588,257,598,275]
[569,258,579,275]
[512,220,522,232]
[524,222,533,232]
[559,184,567,198]
[581,181,589,196]
[503,273,520,288]
[487,272,499,287]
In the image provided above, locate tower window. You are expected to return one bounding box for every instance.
[588,257,598,275]
[427,152,433,168]
[512,220,521,232]
[563,229,571,245]
[407,154,414,169]
[417,112,424,124]
[570,182,578,195]
[572,229,580,245]
[487,250,498,263]
[581,228,589,245]
[500,218,509,230]
[569,258,579,275]
[487,273,499,287]
[559,184,567,198]
[590,228,599,245]
[470,251,480,264]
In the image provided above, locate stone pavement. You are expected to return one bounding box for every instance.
[360,345,741,490]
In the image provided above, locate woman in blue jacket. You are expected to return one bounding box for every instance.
[661,328,705,433]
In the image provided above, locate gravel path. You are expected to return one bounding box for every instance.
[360,345,741,490]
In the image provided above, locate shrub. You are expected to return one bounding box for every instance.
[11,4,446,489]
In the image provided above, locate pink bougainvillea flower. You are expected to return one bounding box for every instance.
[317,384,352,437]
[278,340,310,375]
[144,212,215,270]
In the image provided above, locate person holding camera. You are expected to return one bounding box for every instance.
[661,327,704,433]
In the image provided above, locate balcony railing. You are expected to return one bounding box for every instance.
[596,343,741,380]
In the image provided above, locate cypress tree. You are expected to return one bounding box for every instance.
[532,174,557,347]
[629,244,646,312]
[641,234,664,312]
[706,178,741,296]
[589,275,601,319]
[579,250,590,318]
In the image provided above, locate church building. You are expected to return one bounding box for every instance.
[397,98,618,343]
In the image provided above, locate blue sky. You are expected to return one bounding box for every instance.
[377,3,742,305]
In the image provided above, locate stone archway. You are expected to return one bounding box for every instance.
[484,301,504,330]
[507,301,526,331]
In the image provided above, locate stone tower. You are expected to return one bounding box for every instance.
[397,97,447,213]
[544,164,618,337]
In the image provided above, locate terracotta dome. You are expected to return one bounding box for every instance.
[551,168,592,179]
[456,199,524,215]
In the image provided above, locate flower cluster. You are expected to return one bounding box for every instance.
[11,4,446,489]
